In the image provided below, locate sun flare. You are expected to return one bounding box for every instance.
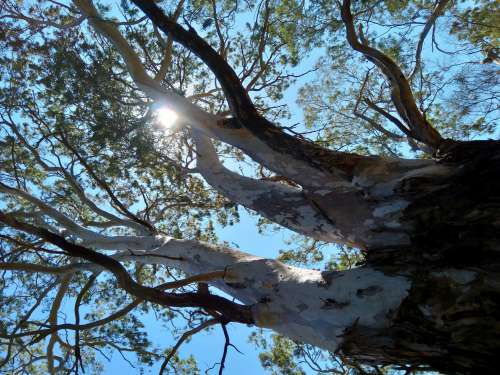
[155,107,178,129]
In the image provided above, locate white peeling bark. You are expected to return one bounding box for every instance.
[0,183,114,242]
[348,159,455,247]
[116,236,410,353]
[192,131,342,242]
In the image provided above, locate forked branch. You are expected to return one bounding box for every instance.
[340,0,444,150]
[410,0,452,81]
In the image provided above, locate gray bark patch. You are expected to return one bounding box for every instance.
[318,271,344,288]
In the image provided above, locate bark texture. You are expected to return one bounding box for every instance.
[113,142,499,374]
[343,141,500,374]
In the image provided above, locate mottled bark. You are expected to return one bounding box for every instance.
[1,141,498,374]
[193,140,500,374]
[116,140,500,374]
[343,141,500,374]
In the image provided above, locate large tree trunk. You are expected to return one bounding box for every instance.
[348,141,500,374]
[126,141,499,375]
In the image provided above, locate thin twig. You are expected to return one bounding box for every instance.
[158,318,219,375]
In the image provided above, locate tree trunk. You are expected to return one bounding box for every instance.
[143,140,499,375]
[345,140,500,374]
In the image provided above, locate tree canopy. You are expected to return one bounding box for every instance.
[0,0,498,374]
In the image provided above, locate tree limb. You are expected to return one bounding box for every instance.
[0,211,254,324]
[158,318,219,375]
[191,130,341,243]
[409,0,452,81]
[340,0,444,150]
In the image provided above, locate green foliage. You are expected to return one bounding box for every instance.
[450,0,499,52]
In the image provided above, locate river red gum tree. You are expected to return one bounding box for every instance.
[0,0,498,374]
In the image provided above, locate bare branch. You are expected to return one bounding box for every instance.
[363,99,413,138]
[1,115,148,234]
[47,272,73,374]
[0,211,254,324]
[158,318,219,375]
[410,0,452,81]
[154,0,185,82]
[57,131,155,233]
[218,323,230,375]
[0,262,80,274]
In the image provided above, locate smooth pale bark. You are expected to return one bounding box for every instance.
[119,141,499,374]
[112,236,409,354]
[4,137,497,374]
[193,131,456,249]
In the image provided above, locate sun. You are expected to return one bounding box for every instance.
[155,107,178,129]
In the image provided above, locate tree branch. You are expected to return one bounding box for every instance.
[154,0,185,82]
[409,0,452,81]
[129,0,258,122]
[47,272,73,374]
[191,130,341,243]
[0,211,254,324]
[340,0,444,150]
[158,318,219,375]
[57,132,155,233]
[1,114,148,234]
[363,99,413,138]
[73,0,218,128]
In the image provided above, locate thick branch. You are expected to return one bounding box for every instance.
[72,0,342,188]
[192,131,341,242]
[0,211,253,324]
